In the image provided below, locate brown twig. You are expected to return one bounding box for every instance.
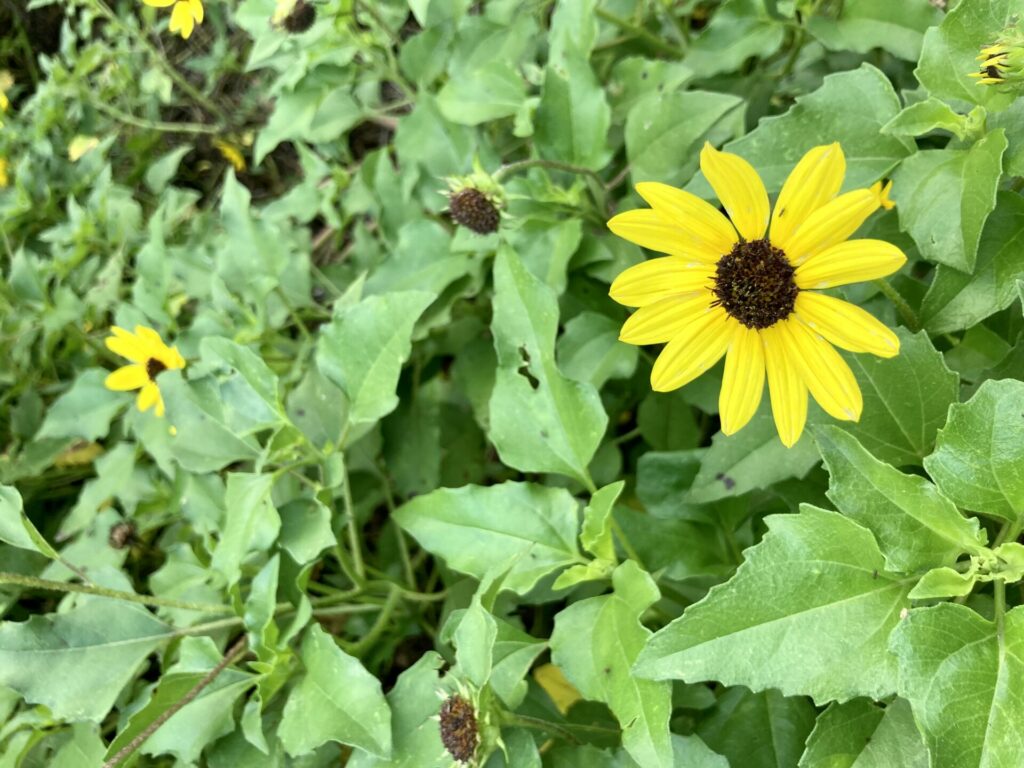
[102,636,249,768]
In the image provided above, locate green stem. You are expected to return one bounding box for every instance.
[0,572,230,613]
[610,518,644,567]
[93,101,221,134]
[344,586,401,656]
[593,8,685,58]
[493,158,603,185]
[874,278,920,331]
[340,453,366,582]
[498,713,582,745]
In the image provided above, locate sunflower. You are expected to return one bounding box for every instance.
[142,0,204,40]
[104,325,186,417]
[607,142,906,447]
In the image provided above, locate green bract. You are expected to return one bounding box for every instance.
[3,0,1024,766]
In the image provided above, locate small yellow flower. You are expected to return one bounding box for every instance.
[104,325,186,417]
[143,0,204,40]
[970,23,1024,86]
[213,138,247,172]
[608,142,906,447]
[0,158,8,188]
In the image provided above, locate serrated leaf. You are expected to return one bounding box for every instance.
[394,482,583,594]
[921,192,1024,334]
[581,481,622,562]
[201,337,283,418]
[316,290,435,428]
[891,603,1024,767]
[924,378,1024,522]
[816,426,985,573]
[37,369,125,442]
[551,561,673,768]
[881,97,969,139]
[488,246,607,486]
[799,698,927,768]
[844,329,959,467]
[684,0,785,78]
[635,506,912,704]
[806,0,942,61]
[688,65,913,196]
[0,599,171,722]
[278,624,391,758]
[891,129,1006,273]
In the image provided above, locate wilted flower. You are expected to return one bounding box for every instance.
[443,171,504,235]
[104,325,186,417]
[439,694,478,764]
[607,142,904,447]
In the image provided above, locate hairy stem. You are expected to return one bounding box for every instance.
[0,572,230,613]
[874,278,920,331]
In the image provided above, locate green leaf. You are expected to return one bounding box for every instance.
[534,51,612,171]
[798,698,928,768]
[924,379,1024,522]
[688,65,913,196]
[890,129,1006,273]
[816,426,985,573]
[37,369,125,441]
[0,484,59,559]
[211,473,281,588]
[634,506,911,704]
[551,562,673,768]
[697,687,816,768]
[625,90,744,188]
[684,0,785,78]
[908,566,977,599]
[316,290,435,428]
[394,482,582,594]
[279,624,392,758]
[921,192,1024,334]
[201,337,284,419]
[806,0,942,61]
[347,652,448,768]
[279,498,336,565]
[454,591,498,689]
[488,246,607,486]
[436,61,527,125]
[581,481,623,562]
[844,329,959,467]
[891,603,1024,767]
[915,0,1022,113]
[51,723,107,768]
[880,97,969,139]
[0,598,171,722]
[489,618,546,708]
[688,407,821,504]
[556,312,638,390]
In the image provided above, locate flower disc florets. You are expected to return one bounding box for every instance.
[712,239,798,329]
[439,694,478,764]
[283,0,316,33]
[443,167,506,235]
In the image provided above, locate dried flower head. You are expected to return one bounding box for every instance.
[443,169,505,235]
[439,694,478,764]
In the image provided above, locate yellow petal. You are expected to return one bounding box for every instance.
[770,143,846,250]
[105,326,149,363]
[761,325,808,448]
[609,257,715,307]
[794,293,900,358]
[137,382,161,413]
[650,308,734,392]
[782,189,882,265]
[619,292,716,345]
[105,365,149,392]
[169,1,195,38]
[608,209,721,261]
[533,664,582,715]
[634,182,738,258]
[795,239,906,289]
[719,325,765,435]
[189,0,204,22]
[779,319,862,422]
[154,388,167,417]
[699,142,770,242]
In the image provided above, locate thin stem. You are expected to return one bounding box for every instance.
[610,518,644,567]
[874,278,920,331]
[498,713,581,745]
[93,101,221,134]
[594,8,685,58]
[493,158,603,184]
[0,572,230,613]
[340,453,366,581]
[102,637,248,768]
[344,586,401,656]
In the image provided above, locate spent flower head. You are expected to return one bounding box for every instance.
[104,325,186,417]
[443,169,505,235]
[607,142,905,448]
[435,680,505,767]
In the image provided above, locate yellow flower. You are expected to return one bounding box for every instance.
[213,138,247,172]
[143,0,204,40]
[607,142,905,447]
[0,158,8,188]
[970,24,1024,86]
[104,325,186,417]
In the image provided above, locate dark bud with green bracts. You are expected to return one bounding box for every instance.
[109,521,137,550]
[448,187,501,235]
[439,694,478,764]
[283,0,316,33]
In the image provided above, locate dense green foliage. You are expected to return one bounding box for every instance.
[2,0,1024,766]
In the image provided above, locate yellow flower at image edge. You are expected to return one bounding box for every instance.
[143,0,204,39]
[608,142,905,447]
[104,326,186,417]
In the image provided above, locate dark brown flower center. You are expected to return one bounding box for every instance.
[146,358,167,381]
[711,239,797,329]
[439,694,478,764]
[448,188,500,235]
